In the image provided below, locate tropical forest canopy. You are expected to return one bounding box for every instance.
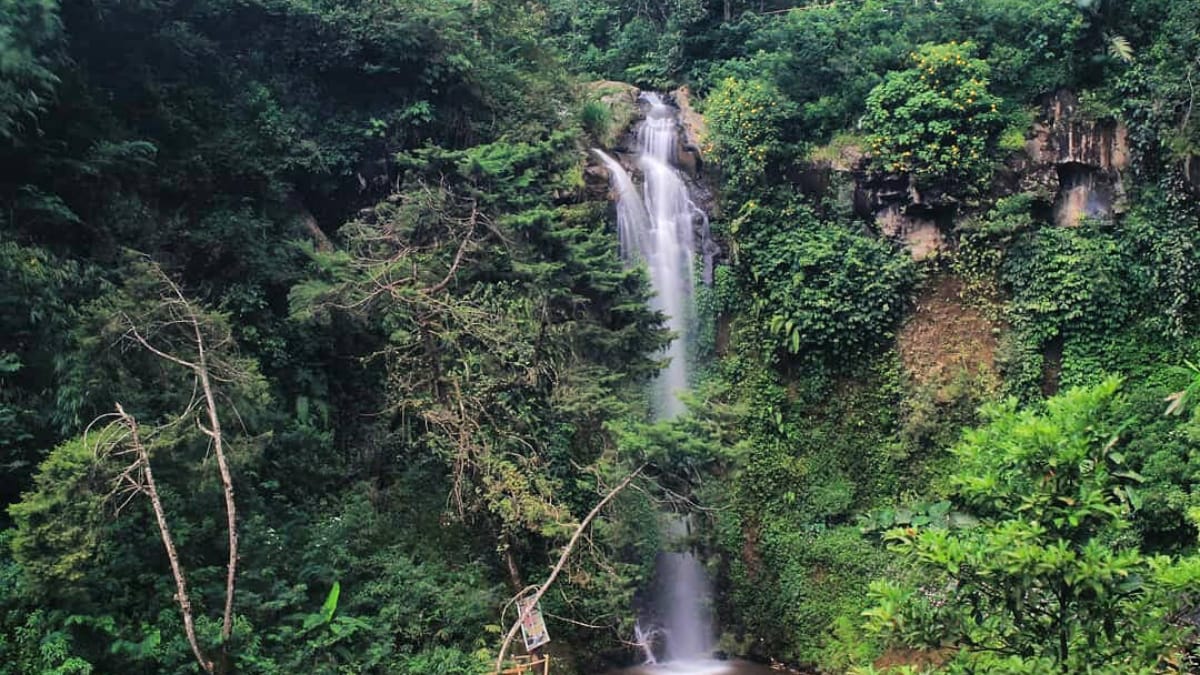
[4,0,1200,673]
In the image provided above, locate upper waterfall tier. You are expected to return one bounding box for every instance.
[594,92,707,419]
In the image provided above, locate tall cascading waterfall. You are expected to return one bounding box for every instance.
[593,94,700,418]
[593,93,723,672]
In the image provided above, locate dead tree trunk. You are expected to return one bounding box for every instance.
[101,404,215,674]
[124,264,241,664]
[189,307,239,646]
[493,466,644,673]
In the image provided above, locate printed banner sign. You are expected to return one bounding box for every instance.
[519,598,551,651]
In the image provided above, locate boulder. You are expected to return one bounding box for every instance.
[584,162,611,201]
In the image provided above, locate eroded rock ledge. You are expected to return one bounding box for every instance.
[817,90,1132,260]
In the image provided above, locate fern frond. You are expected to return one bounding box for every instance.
[1106,33,1134,63]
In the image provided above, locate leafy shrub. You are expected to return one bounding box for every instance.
[863,42,1006,192]
[1003,222,1129,343]
[731,199,917,363]
[395,647,489,675]
[579,100,613,144]
[695,263,739,360]
[703,77,795,193]
[865,379,1200,672]
[721,514,889,667]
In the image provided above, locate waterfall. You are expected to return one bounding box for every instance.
[593,92,703,419]
[657,516,716,664]
[594,92,724,673]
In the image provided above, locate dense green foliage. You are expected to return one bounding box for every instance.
[0,1,667,673]
[867,379,1200,672]
[863,42,1006,192]
[731,200,915,362]
[7,0,1200,674]
[703,77,794,193]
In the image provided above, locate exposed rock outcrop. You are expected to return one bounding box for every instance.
[852,169,954,261]
[285,192,333,252]
[663,89,720,259]
[584,161,613,201]
[875,204,948,261]
[584,80,643,150]
[1016,90,1129,227]
[672,86,707,180]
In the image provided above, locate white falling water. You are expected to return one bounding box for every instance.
[658,516,716,666]
[594,92,725,673]
[594,92,703,419]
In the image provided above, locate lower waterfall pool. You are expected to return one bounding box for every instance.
[604,659,779,675]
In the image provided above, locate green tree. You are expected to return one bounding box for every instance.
[865,378,1200,672]
[863,42,1006,192]
[0,239,90,502]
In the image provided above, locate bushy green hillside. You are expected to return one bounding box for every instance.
[1,2,666,673]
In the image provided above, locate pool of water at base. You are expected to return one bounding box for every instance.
[602,659,782,675]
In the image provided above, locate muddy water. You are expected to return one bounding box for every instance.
[603,660,780,675]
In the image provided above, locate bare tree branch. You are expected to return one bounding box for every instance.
[123,262,241,659]
[99,404,215,674]
[422,203,478,295]
[493,466,644,673]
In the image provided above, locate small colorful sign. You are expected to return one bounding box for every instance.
[519,598,551,651]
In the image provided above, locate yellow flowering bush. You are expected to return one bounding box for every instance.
[703,76,793,193]
[863,42,1005,193]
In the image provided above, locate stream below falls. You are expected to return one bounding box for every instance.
[603,660,780,675]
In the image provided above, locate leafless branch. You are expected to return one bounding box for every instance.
[494,466,645,673]
[422,203,479,295]
[96,404,214,674]
[123,262,241,652]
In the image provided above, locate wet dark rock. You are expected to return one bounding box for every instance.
[1014,89,1129,227]
[1187,156,1200,192]
[585,162,612,201]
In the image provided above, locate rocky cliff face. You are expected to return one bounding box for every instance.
[583,82,644,202]
[845,89,1131,259]
[673,86,707,182]
[589,86,1131,264]
[851,171,952,261]
[1018,89,1129,227]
